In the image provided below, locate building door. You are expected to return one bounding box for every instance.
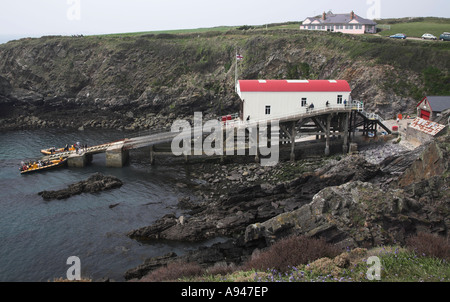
[420,109,430,120]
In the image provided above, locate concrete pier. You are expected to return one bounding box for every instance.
[105,144,129,168]
[67,153,92,168]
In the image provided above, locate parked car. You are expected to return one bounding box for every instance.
[439,32,450,41]
[422,33,437,40]
[390,33,407,39]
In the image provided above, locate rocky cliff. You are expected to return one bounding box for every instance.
[124,131,449,280]
[0,29,449,130]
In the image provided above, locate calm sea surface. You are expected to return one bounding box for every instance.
[0,128,218,282]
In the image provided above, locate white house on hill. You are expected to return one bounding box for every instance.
[300,11,377,34]
[236,80,352,121]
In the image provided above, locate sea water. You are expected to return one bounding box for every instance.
[0,128,215,281]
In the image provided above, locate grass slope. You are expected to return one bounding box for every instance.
[377,18,450,38]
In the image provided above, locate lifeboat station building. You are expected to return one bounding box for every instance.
[416,96,450,121]
[236,79,352,121]
[234,79,390,160]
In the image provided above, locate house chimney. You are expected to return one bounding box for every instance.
[322,12,326,20]
[350,11,355,20]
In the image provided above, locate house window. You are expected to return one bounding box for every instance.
[349,25,353,30]
[265,105,271,115]
[337,95,343,104]
[301,98,307,107]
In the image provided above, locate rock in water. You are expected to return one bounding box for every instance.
[38,173,123,201]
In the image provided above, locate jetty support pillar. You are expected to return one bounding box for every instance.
[290,121,296,162]
[106,143,129,168]
[325,114,332,156]
[342,112,349,154]
[68,153,88,168]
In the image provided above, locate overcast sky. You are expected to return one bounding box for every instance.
[0,0,449,41]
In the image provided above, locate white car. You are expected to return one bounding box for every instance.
[422,33,437,40]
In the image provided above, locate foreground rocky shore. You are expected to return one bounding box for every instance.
[38,173,123,201]
[124,132,449,280]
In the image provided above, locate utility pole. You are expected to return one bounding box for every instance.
[235,49,238,94]
[235,48,243,94]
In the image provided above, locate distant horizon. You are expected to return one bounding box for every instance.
[1,15,449,45]
[1,0,449,44]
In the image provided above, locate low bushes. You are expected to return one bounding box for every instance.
[406,232,450,260]
[139,261,204,282]
[241,235,341,273]
[135,233,450,282]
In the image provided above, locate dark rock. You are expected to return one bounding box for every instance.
[0,75,12,97]
[10,88,44,104]
[126,155,384,244]
[124,252,178,280]
[38,173,123,201]
[244,180,448,248]
[126,136,450,280]
[398,141,448,187]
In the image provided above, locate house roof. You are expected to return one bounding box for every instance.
[423,96,450,112]
[238,80,351,93]
[409,117,446,136]
[305,12,377,25]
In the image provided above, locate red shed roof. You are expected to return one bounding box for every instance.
[238,80,351,92]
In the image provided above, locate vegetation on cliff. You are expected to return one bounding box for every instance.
[133,233,450,282]
[0,21,449,130]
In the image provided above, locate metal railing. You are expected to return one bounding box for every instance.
[122,100,391,150]
[221,103,353,129]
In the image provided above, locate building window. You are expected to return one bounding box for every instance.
[265,105,271,115]
[337,95,343,104]
[301,98,307,107]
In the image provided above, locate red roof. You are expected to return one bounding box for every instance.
[238,80,351,92]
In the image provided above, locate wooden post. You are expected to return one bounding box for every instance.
[255,125,260,163]
[343,112,349,154]
[290,121,296,161]
[325,114,331,156]
[150,145,155,165]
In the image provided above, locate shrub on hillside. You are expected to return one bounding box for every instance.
[406,232,450,260]
[140,261,204,282]
[242,235,341,273]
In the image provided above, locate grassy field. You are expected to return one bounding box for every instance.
[89,17,450,39]
[102,26,235,37]
[99,23,301,38]
[135,233,450,283]
[199,247,450,282]
[378,20,450,38]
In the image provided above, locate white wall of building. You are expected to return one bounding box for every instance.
[240,91,352,121]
